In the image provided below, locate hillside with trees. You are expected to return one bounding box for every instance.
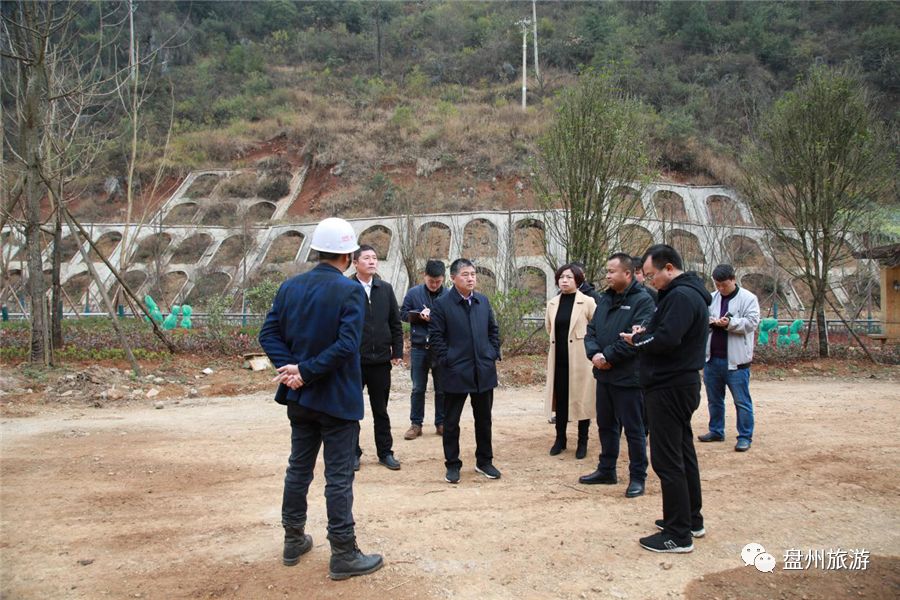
[5,0,896,221]
[2,1,897,366]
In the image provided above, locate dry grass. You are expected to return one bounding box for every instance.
[184,174,222,199]
[215,174,257,199]
[170,234,212,264]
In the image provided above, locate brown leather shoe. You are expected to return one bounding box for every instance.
[435,424,444,436]
[404,424,422,440]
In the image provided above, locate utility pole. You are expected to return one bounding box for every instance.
[532,0,540,84]
[517,18,531,111]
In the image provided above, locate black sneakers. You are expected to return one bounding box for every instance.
[475,464,502,479]
[654,519,706,538]
[445,466,460,484]
[639,532,694,553]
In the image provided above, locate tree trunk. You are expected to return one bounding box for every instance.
[802,298,816,350]
[375,18,382,76]
[23,68,50,365]
[24,196,49,365]
[51,204,63,353]
[815,305,829,358]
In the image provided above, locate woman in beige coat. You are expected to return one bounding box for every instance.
[544,264,597,458]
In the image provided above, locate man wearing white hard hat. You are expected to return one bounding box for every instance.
[259,217,383,580]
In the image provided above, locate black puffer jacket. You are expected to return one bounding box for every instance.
[633,272,712,390]
[584,280,655,387]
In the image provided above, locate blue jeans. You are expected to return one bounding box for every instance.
[409,346,444,426]
[703,357,754,442]
[282,404,358,541]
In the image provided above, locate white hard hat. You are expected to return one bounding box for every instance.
[309,217,359,254]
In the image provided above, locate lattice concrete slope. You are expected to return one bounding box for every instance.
[2,169,863,316]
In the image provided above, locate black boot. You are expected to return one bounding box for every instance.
[282,524,313,566]
[328,536,384,580]
[575,419,589,459]
[549,435,566,455]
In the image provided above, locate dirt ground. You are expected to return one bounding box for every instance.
[1,368,899,599]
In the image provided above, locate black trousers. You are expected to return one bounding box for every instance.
[646,383,703,543]
[357,362,393,459]
[282,404,358,541]
[443,390,493,469]
[596,382,647,481]
[553,362,590,441]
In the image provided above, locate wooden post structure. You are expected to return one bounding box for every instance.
[63,207,176,353]
[64,209,142,376]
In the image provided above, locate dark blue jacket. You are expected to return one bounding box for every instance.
[258,263,366,420]
[584,280,655,387]
[400,283,446,347]
[428,288,501,394]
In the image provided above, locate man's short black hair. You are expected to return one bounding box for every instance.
[449,258,475,276]
[631,256,644,272]
[317,250,343,261]
[425,259,446,278]
[353,244,376,261]
[607,253,634,274]
[712,263,736,282]
[642,244,684,272]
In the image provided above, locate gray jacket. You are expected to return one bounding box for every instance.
[705,286,760,369]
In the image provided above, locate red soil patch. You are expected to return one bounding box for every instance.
[240,134,306,167]
[286,163,349,218]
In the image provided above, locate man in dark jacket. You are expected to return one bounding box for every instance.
[428,258,502,484]
[399,260,447,439]
[351,245,403,471]
[580,253,655,498]
[622,244,712,554]
[572,261,603,302]
[633,255,659,304]
[258,217,382,580]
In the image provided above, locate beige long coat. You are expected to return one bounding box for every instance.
[544,290,597,421]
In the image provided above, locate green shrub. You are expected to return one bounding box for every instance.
[217,172,258,198]
[389,105,415,130]
[435,100,459,118]
[224,44,265,75]
[245,278,281,314]
[257,174,291,200]
[405,65,429,96]
[489,288,543,355]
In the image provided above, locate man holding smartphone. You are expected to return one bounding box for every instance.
[400,260,447,439]
[698,264,761,452]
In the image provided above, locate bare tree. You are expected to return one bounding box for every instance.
[741,66,895,357]
[533,71,654,285]
[2,1,128,364]
[112,0,178,312]
[3,1,73,364]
